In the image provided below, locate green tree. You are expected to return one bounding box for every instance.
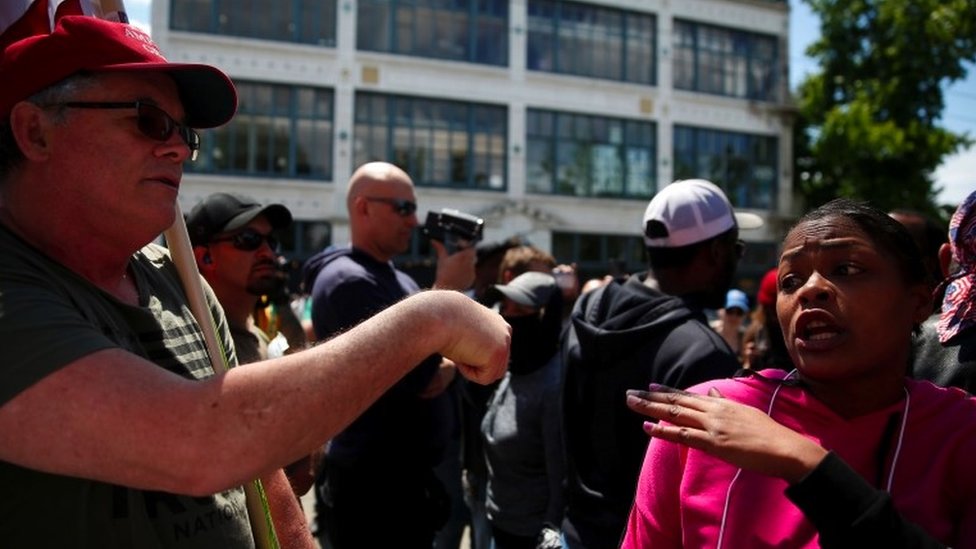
[794,0,976,215]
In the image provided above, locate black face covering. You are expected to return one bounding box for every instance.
[505,312,560,375]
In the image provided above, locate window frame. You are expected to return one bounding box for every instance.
[189,81,335,180]
[169,0,338,46]
[672,124,778,210]
[527,0,656,85]
[526,108,656,199]
[672,19,779,101]
[354,92,508,191]
[357,0,509,66]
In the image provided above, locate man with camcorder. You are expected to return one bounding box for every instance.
[304,161,480,548]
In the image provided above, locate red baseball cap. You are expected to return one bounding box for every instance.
[757,267,778,307]
[0,16,236,128]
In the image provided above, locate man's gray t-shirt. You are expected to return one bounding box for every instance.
[0,225,252,548]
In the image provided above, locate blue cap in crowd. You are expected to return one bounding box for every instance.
[724,289,749,312]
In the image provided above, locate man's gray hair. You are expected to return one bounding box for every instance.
[0,73,99,183]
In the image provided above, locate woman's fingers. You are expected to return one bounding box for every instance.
[630,388,758,460]
[626,390,708,426]
[627,384,830,481]
[627,386,717,412]
[641,420,712,449]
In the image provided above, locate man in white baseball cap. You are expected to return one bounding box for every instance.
[560,179,761,548]
[642,178,763,246]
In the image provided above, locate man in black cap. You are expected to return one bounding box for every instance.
[186,193,318,497]
[186,192,300,364]
[482,271,565,548]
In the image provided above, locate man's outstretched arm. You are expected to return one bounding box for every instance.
[0,290,509,496]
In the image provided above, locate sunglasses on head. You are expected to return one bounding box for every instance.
[365,197,417,217]
[54,101,201,161]
[210,228,279,252]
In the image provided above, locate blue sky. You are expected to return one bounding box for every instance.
[128,0,972,207]
[124,0,150,32]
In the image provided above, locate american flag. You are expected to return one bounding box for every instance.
[0,0,129,51]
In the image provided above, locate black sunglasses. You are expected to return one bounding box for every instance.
[365,197,417,217]
[211,229,279,252]
[53,101,201,161]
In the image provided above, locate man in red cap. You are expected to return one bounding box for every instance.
[0,16,509,548]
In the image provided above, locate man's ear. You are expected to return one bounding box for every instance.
[9,102,54,161]
[938,242,953,278]
[193,245,215,271]
[706,238,726,266]
[352,195,370,217]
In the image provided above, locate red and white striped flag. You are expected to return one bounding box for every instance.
[0,1,53,51]
[0,0,128,51]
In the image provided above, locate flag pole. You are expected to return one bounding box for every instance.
[91,0,129,23]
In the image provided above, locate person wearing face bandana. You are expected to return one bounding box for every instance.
[482,271,566,549]
[912,190,976,392]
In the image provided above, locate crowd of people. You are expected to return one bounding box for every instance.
[0,16,509,549]
[2,13,976,549]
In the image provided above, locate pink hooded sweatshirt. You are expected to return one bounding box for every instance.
[622,370,976,548]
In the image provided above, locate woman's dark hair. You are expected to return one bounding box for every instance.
[790,198,928,287]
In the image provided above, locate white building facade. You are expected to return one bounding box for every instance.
[153,0,795,285]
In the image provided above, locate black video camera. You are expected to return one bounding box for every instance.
[422,208,485,254]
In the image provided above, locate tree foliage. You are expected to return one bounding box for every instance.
[794,0,976,215]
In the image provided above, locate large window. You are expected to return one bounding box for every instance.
[190,82,334,180]
[170,0,337,46]
[357,0,508,66]
[673,125,778,210]
[526,109,655,198]
[552,231,646,282]
[527,0,655,84]
[673,20,778,101]
[354,93,507,190]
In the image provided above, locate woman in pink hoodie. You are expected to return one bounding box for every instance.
[622,198,976,549]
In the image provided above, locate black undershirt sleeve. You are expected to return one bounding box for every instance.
[785,452,947,549]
